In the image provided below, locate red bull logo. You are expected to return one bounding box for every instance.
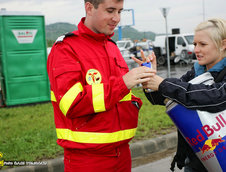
[199,136,225,154]
[186,114,226,147]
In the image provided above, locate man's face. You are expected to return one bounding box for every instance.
[87,0,123,35]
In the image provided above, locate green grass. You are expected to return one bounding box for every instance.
[0,103,63,163]
[132,88,175,141]
[0,88,175,166]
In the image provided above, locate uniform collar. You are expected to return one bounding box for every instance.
[77,17,114,41]
[194,57,226,76]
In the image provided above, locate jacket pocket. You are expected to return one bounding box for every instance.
[72,115,94,130]
[114,57,129,74]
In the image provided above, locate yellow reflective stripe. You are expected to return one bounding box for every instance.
[120,91,132,102]
[56,128,137,144]
[59,82,83,116]
[51,91,57,102]
[92,84,106,113]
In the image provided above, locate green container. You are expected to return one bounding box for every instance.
[0,11,50,106]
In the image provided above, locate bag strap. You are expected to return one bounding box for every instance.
[170,131,187,171]
[215,67,226,82]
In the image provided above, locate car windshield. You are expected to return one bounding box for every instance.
[137,42,148,49]
[184,35,194,45]
[117,42,126,48]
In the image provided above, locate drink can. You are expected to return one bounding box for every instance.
[165,72,226,172]
[141,62,152,92]
[166,101,226,172]
[141,62,151,68]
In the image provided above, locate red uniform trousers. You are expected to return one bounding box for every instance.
[64,143,131,172]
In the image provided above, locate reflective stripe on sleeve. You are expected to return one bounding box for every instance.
[56,128,137,144]
[120,91,132,102]
[59,82,83,116]
[51,91,57,102]
[92,84,106,113]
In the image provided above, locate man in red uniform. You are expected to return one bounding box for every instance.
[47,0,154,171]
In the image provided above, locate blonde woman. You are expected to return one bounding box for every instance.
[133,18,226,172]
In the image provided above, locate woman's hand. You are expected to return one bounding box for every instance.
[142,74,164,91]
[131,49,164,91]
[131,49,157,71]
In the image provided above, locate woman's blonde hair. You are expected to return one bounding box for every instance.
[195,18,226,56]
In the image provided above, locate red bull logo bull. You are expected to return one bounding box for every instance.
[199,136,225,154]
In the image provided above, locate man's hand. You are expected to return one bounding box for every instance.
[123,66,156,89]
[131,49,163,91]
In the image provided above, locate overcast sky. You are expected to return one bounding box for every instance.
[0,0,226,34]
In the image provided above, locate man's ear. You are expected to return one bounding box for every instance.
[85,2,94,16]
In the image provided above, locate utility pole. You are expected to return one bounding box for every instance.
[118,9,135,41]
[118,26,122,41]
[202,0,205,21]
[160,8,171,78]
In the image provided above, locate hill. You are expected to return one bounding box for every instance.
[112,26,156,42]
[45,22,156,46]
[45,22,77,45]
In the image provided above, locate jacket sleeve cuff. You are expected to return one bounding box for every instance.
[158,79,167,94]
[159,78,184,96]
[118,76,130,99]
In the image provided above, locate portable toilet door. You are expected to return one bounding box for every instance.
[0,10,50,106]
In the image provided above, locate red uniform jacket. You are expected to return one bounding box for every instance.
[47,18,142,153]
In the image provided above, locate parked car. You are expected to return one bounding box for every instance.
[116,39,138,70]
[116,39,134,51]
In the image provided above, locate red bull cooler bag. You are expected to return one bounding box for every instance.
[165,72,226,172]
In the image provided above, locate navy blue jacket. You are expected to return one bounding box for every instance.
[146,58,226,113]
[145,58,226,171]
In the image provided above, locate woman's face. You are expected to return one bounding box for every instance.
[194,29,223,70]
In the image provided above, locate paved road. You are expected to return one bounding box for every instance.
[127,59,195,78]
[132,156,184,172]
[157,63,194,78]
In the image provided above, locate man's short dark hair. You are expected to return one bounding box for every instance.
[84,0,104,9]
[84,0,123,9]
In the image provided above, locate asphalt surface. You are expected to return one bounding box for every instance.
[132,156,183,172]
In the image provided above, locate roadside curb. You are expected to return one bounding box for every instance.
[130,132,177,158]
[1,132,177,172]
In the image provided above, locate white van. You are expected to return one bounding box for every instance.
[153,33,195,65]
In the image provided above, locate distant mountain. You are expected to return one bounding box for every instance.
[45,22,156,46]
[45,22,77,41]
[112,26,156,42]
